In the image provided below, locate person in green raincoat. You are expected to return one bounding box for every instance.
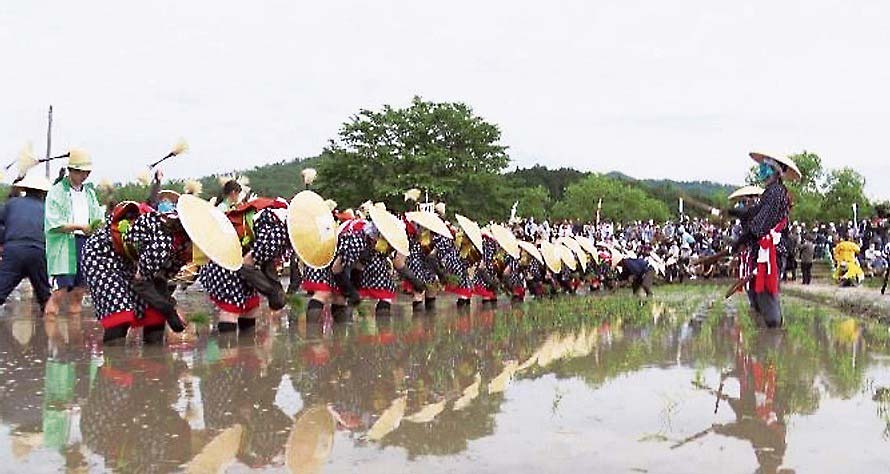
[44,149,104,317]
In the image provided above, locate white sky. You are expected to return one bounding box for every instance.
[1,1,888,199]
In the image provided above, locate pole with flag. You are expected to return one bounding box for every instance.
[679,197,684,216]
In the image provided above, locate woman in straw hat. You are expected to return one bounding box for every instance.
[402,216,443,312]
[356,205,412,317]
[302,214,367,323]
[81,203,190,343]
[437,211,475,308]
[0,171,53,309]
[729,152,799,328]
[472,230,503,305]
[198,197,290,333]
[44,148,104,317]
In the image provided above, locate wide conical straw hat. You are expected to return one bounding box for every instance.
[184,424,243,474]
[749,152,801,181]
[490,224,521,259]
[574,237,597,258]
[287,191,337,269]
[368,206,410,256]
[285,406,336,474]
[455,214,484,254]
[727,185,764,201]
[13,170,50,192]
[176,194,243,271]
[559,237,587,272]
[516,240,544,264]
[406,211,452,239]
[557,244,578,271]
[539,241,563,273]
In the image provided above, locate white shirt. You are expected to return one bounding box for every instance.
[70,187,90,235]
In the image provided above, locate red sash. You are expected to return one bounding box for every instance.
[754,217,787,295]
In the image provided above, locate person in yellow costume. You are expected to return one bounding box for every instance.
[833,240,864,286]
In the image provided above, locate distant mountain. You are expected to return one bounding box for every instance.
[606,171,736,202]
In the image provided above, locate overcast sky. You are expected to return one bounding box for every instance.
[2,1,888,199]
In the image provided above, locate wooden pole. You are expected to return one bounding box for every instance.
[45,105,53,179]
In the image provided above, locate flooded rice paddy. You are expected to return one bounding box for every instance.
[2,284,890,473]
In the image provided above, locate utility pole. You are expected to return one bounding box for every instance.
[45,105,53,179]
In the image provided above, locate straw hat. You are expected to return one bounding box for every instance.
[558,237,587,272]
[557,245,578,271]
[13,170,50,192]
[610,247,625,268]
[66,148,92,171]
[158,189,180,203]
[749,152,801,181]
[489,224,521,259]
[517,240,544,264]
[287,191,337,269]
[176,194,243,271]
[727,185,764,201]
[404,188,422,202]
[368,206,410,256]
[538,241,563,273]
[454,214,484,254]
[406,211,452,239]
[184,424,243,473]
[434,202,446,216]
[324,199,338,212]
[285,406,336,474]
[574,237,598,258]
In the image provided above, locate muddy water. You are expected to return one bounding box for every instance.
[1,286,890,473]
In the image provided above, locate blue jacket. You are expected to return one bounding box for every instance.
[0,196,46,249]
[619,258,650,279]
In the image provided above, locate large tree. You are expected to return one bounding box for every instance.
[315,97,510,215]
[551,174,672,222]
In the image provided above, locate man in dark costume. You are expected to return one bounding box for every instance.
[730,152,799,328]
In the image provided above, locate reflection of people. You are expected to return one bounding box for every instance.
[0,171,52,309]
[80,356,192,472]
[44,149,103,317]
[714,331,788,474]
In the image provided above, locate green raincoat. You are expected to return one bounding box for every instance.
[44,177,104,276]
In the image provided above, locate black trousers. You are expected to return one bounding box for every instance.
[631,270,654,297]
[801,262,813,285]
[0,244,52,306]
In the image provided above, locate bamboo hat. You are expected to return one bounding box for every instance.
[574,237,598,258]
[285,406,336,474]
[406,211,453,239]
[749,152,801,181]
[557,244,578,271]
[66,148,92,171]
[176,194,243,271]
[287,190,337,269]
[727,185,764,201]
[368,206,410,256]
[558,237,587,272]
[157,189,180,203]
[539,241,563,273]
[517,240,544,264]
[13,170,50,192]
[490,224,521,259]
[455,214,484,254]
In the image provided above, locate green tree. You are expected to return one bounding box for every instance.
[551,174,671,222]
[315,97,510,213]
[821,168,870,222]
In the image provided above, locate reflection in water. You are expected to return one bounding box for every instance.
[1,288,889,472]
